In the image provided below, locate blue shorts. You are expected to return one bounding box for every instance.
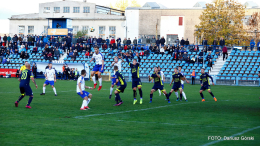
[152,85,165,91]
[181,84,184,89]
[162,81,164,85]
[116,84,127,93]
[172,83,182,91]
[132,78,142,88]
[77,91,90,98]
[20,85,33,96]
[200,85,211,91]
[111,75,121,86]
[93,65,105,73]
[44,80,54,86]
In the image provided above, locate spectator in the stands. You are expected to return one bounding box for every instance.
[160,46,165,55]
[71,53,76,61]
[65,65,70,80]
[32,63,37,78]
[127,45,131,50]
[54,48,60,60]
[172,52,178,61]
[72,36,77,45]
[69,68,75,80]
[180,37,185,46]
[40,41,44,48]
[206,53,212,61]
[222,46,228,61]
[42,49,47,59]
[32,47,37,53]
[196,56,203,65]
[250,39,255,51]
[106,37,110,47]
[25,52,29,59]
[156,38,160,47]
[215,46,220,56]
[116,37,121,48]
[212,38,218,50]
[199,49,204,57]
[43,36,48,45]
[108,48,114,56]
[16,69,20,78]
[68,50,73,57]
[85,51,90,59]
[186,56,190,64]
[202,38,208,46]
[144,49,149,57]
[47,52,53,61]
[140,51,144,58]
[146,36,150,44]
[74,49,78,57]
[178,53,183,61]
[133,37,137,46]
[67,36,72,49]
[208,59,213,67]
[126,38,131,45]
[28,35,32,46]
[20,51,25,59]
[160,36,165,46]
[219,37,225,49]
[97,36,102,47]
[23,36,27,44]
[151,36,156,46]
[2,57,7,64]
[7,35,11,46]
[183,52,188,61]
[185,38,189,48]
[102,43,107,50]
[190,69,196,85]
[190,56,195,64]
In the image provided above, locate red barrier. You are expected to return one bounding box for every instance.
[0,68,18,77]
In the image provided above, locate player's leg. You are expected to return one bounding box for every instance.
[80,96,88,110]
[97,65,104,91]
[25,87,33,108]
[158,89,161,96]
[150,89,155,103]
[181,84,187,101]
[109,84,114,99]
[138,85,143,104]
[168,89,174,97]
[91,71,97,88]
[51,84,57,96]
[114,89,123,106]
[15,87,25,107]
[162,89,171,103]
[179,88,183,101]
[84,93,92,109]
[208,89,217,102]
[133,87,137,105]
[200,88,205,102]
[40,82,47,95]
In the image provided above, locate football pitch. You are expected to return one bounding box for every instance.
[0,78,259,146]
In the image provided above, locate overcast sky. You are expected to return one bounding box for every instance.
[0,0,259,33]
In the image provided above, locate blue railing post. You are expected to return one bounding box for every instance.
[129,72,131,82]
[236,76,239,86]
[213,75,217,85]
[259,78,260,87]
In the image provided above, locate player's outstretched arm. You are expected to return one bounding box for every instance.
[85,86,93,90]
[118,56,125,63]
[208,74,214,85]
[31,77,38,89]
[89,57,94,62]
[54,74,56,83]
[114,79,119,85]
[148,75,152,82]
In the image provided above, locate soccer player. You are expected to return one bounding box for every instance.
[113,66,127,106]
[169,68,189,101]
[177,66,189,101]
[90,46,104,91]
[158,67,165,96]
[109,56,124,99]
[148,67,170,103]
[40,63,57,96]
[125,52,143,104]
[199,68,217,102]
[15,63,38,108]
[77,69,93,110]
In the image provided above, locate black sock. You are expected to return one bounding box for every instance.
[138,89,143,99]
[166,94,170,101]
[150,94,153,101]
[210,92,215,98]
[27,96,33,106]
[133,90,136,100]
[115,93,119,104]
[17,95,25,102]
[200,93,204,99]
[180,93,182,100]
[169,92,172,97]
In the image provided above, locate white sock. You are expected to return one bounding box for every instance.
[53,87,57,94]
[87,99,91,105]
[175,92,179,98]
[110,87,113,95]
[182,91,187,100]
[43,87,46,93]
[81,100,86,108]
[92,76,96,84]
[98,77,102,86]
[158,89,161,95]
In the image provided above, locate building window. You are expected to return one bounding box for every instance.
[44,26,48,35]
[54,7,60,13]
[109,26,116,38]
[19,26,25,34]
[28,26,34,34]
[179,17,183,26]
[99,26,106,39]
[63,7,70,13]
[83,7,90,13]
[73,26,79,34]
[44,7,50,13]
[73,7,80,13]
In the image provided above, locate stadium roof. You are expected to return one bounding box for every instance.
[193,1,207,8]
[244,1,259,8]
[143,2,161,9]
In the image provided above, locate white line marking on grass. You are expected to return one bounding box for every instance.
[201,126,260,146]
[0,89,108,94]
[74,102,200,119]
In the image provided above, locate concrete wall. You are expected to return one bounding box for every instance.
[125,9,139,40]
[138,9,204,44]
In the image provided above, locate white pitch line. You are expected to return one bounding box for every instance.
[0,89,108,94]
[202,126,260,146]
[74,102,200,119]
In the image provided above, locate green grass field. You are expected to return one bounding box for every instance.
[0,78,259,146]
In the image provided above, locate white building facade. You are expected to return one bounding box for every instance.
[9,0,126,39]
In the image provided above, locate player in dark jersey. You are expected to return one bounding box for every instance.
[169,68,189,101]
[200,68,217,102]
[15,63,38,108]
[125,52,143,105]
[148,67,170,103]
[113,66,127,106]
